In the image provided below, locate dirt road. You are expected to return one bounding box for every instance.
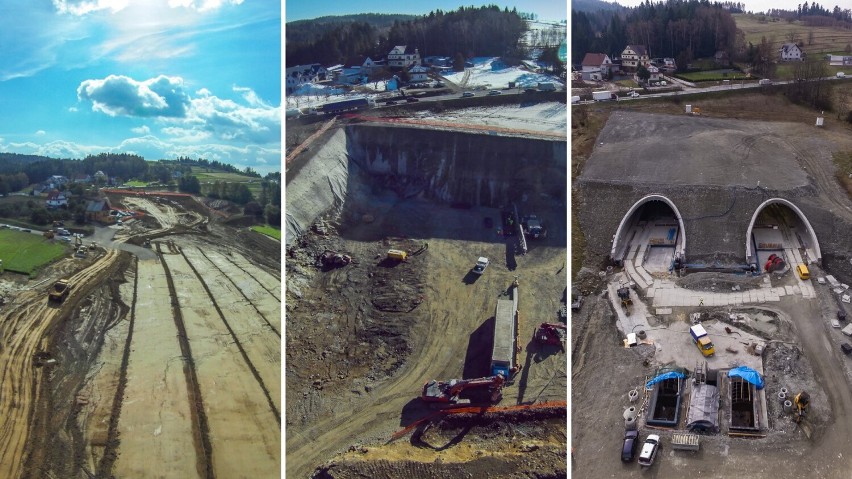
[287,228,566,477]
[0,249,121,478]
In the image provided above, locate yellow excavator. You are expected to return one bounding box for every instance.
[793,391,812,438]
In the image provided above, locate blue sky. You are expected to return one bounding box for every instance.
[285,0,567,22]
[0,1,281,175]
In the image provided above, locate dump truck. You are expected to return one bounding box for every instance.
[48,279,71,302]
[690,324,715,357]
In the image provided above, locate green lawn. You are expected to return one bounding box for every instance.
[615,79,639,88]
[250,225,281,240]
[0,229,67,275]
[125,180,148,187]
[676,70,749,82]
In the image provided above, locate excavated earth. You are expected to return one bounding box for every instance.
[0,191,281,479]
[286,121,568,478]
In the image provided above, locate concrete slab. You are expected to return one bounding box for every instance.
[581,111,810,189]
[656,308,672,315]
[646,288,656,298]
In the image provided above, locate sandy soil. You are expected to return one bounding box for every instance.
[0,191,281,479]
[286,195,568,477]
[114,258,199,478]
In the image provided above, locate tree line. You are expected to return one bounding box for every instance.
[286,5,528,68]
[572,0,738,68]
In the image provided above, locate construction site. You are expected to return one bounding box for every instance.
[285,99,568,478]
[572,96,852,478]
[0,190,281,478]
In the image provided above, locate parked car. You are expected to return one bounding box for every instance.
[472,257,489,275]
[434,81,445,88]
[384,99,398,105]
[628,91,640,98]
[405,97,419,103]
[487,90,502,95]
[637,434,661,467]
[461,91,475,97]
[621,430,640,462]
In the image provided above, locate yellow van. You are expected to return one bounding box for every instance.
[796,264,810,280]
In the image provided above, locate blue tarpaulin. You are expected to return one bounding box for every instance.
[728,366,764,389]
[645,370,686,389]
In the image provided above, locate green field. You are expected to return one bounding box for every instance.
[0,229,67,275]
[676,70,750,82]
[773,62,849,79]
[734,14,852,57]
[125,180,148,187]
[250,225,281,240]
[190,167,263,198]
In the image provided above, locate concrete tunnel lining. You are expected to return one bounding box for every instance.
[745,198,821,263]
[611,194,687,260]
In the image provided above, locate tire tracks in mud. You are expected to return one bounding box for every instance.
[96,256,138,478]
[175,244,281,425]
[0,249,122,479]
[157,243,215,479]
[194,248,280,338]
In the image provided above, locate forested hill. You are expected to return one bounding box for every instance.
[572,0,625,14]
[285,5,527,67]
[286,13,416,45]
[572,0,737,67]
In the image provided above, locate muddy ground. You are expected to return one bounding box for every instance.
[571,90,852,478]
[285,175,568,477]
[0,192,281,479]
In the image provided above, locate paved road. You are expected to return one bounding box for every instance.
[574,75,849,105]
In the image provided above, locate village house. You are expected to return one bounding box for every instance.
[85,198,113,223]
[387,45,421,69]
[580,52,612,81]
[621,45,650,71]
[408,65,430,82]
[779,43,804,62]
[285,64,329,93]
[45,190,69,209]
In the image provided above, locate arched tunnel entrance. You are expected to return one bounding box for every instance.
[611,195,686,272]
[746,198,821,272]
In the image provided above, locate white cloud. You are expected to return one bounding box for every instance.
[0,135,279,174]
[78,74,190,117]
[79,74,279,144]
[68,106,78,112]
[131,125,150,134]
[52,0,129,16]
[35,130,46,136]
[168,0,244,12]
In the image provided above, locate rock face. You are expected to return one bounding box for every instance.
[575,112,852,265]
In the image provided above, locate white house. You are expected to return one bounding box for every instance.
[779,43,804,62]
[387,46,421,68]
[45,190,68,208]
[581,53,612,76]
[285,64,329,93]
[408,65,430,82]
[634,65,661,83]
[621,45,649,70]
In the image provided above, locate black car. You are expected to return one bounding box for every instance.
[621,430,640,462]
[384,99,398,105]
[405,97,419,103]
